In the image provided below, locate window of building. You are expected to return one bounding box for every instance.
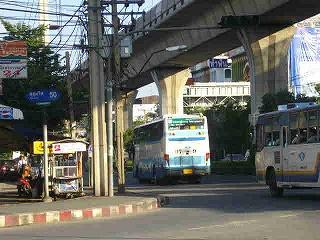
[225,69,231,79]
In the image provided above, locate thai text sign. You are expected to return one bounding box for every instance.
[26,89,61,104]
[208,58,230,68]
[52,142,87,154]
[33,141,54,155]
[0,40,27,57]
[0,40,27,79]
[0,59,27,79]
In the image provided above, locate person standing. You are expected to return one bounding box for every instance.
[17,155,28,176]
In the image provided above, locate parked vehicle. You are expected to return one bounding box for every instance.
[0,160,18,180]
[17,164,43,198]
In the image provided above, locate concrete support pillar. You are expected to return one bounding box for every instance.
[238,26,296,116]
[116,95,125,192]
[151,69,191,115]
[123,90,138,130]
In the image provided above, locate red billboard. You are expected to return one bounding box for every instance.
[0,40,27,58]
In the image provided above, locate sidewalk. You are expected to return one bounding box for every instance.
[0,186,160,228]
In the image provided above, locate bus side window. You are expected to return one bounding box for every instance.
[256,125,264,151]
[282,128,287,147]
[298,111,308,144]
[308,111,318,143]
[264,122,272,147]
[290,113,299,144]
[272,117,280,146]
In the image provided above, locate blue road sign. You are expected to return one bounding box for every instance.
[26,89,61,105]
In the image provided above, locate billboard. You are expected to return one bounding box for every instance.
[0,40,27,79]
[289,28,320,96]
[208,58,230,69]
[33,141,54,155]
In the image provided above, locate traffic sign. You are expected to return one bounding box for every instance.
[26,89,61,105]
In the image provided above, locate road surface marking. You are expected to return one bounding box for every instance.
[188,220,257,230]
[279,214,299,218]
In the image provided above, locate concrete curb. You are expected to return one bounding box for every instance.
[0,198,159,228]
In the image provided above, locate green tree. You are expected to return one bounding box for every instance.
[259,90,316,114]
[205,101,251,160]
[0,21,68,129]
[184,106,207,115]
[123,128,134,160]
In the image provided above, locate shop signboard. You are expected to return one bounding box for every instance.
[0,40,27,79]
[33,141,54,155]
[0,59,27,79]
[52,142,87,154]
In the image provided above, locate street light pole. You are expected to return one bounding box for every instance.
[42,108,52,202]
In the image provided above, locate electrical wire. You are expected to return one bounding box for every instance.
[0,6,78,17]
[54,19,81,54]
[47,5,82,47]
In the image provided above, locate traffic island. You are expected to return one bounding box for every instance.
[0,195,160,228]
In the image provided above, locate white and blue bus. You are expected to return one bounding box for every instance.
[255,103,320,197]
[133,114,211,184]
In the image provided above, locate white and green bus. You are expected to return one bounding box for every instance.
[255,103,320,197]
[133,114,211,184]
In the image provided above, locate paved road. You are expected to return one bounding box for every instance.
[1,174,320,239]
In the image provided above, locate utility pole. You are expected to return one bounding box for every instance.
[87,0,108,196]
[65,51,76,139]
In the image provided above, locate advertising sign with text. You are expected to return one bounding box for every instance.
[0,40,27,79]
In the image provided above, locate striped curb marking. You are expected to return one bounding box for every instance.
[0,198,158,228]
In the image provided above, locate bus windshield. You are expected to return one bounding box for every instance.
[168,117,205,130]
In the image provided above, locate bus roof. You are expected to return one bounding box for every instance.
[134,114,205,129]
[257,103,320,125]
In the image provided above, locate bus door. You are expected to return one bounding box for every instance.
[280,126,289,182]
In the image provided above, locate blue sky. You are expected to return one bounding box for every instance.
[0,0,160,97]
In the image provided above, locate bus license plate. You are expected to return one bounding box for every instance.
[183,169,193,175]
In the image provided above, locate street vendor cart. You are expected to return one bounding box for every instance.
[49,139,88,199]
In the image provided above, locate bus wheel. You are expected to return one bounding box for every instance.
[268,169,284,197]
[188,176,201,184]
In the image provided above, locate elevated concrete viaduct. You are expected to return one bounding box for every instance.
[73,0,320,126]
[122,0,319,116]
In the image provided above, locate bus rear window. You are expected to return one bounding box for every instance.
[168,118,204,130]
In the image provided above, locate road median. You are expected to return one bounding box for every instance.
[0,195,159,228]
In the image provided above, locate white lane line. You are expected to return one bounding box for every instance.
[188,220,257,231]
[279,214,299,218]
